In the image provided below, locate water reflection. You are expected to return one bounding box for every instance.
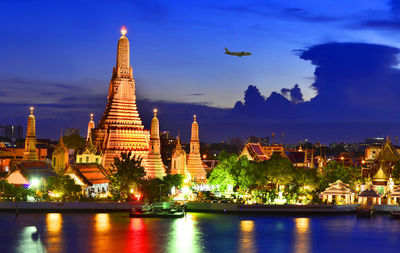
[16,226,45,253]
[294,218,310,253]
[95,213,110,232]
[126,218,152,252]
[168,214,202,253]
[239,220,255,253]
[46,213,63,253]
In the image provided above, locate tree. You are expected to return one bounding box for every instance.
[263,153,295,187]
[62,134,85,150]
[0,180,34,201]
[319,162,360,190]
[163,174,184,190]
[392,162,400,184]
[209,151,257,193]
[46,175,82,200]
[107,152,146,200]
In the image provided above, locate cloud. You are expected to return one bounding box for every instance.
[281,84,304,104]
[185,93,205,96]
[212,4,341,23]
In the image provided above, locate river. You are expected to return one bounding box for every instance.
[0,212,400,252]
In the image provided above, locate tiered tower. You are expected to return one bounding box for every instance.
[86,113,95,141]
[171,135,187,175]
[23,107,38,161]
[92,26,150,169]
[52,131,69,175]
[144,109,166,178]
[186,115,206,181]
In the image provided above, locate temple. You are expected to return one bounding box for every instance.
[91,26,150,169]
[23,107,38,161]
[361,137,400,193]
[144,109,166,178]
[52,132,69,175]
[86,113,95,141]
[186,115,207,181]
[171,135,187,175]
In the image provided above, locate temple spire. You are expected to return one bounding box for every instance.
[187,114,206,181]
[86,113,95,141]
[115,25,131,77]
[145,109,166,178]
[23,106,38,161]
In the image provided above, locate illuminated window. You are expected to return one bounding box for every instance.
[86,156,89,163]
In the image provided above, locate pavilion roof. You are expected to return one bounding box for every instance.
[358,188,381,198]
[73,164,109,185]
[389,186,400,197]
[321,180,354,196]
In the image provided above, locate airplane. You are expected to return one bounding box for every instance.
[224,48,252,57]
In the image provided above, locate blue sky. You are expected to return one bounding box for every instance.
[2,0,400,142]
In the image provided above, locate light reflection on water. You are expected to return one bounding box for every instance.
[3,213,400,253]
[46,213,63,253]
[168,213,202,253]
[294,218,310,253]
[239,220,255,253]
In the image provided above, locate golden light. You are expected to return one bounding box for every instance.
[30,106,34,114]
[121,25,127,36]
[240,220,254,232]
[340,156,344,160]
[47,213,62,233]
[95,213,110,232]
[153,108,158,116]
[202,154,207,159]
[361,160,365,164]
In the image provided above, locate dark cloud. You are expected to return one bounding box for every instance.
[212,4,340,23]
[281,84,304,104]
[357,0,400,30]
[281,8,340,22]
[185,93,205,96]
[299,42,400,117]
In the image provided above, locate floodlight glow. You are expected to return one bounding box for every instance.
[30,178,40,188]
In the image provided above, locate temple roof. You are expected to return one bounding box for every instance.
[389,186,400,197]
[242,143,269,161]
[321,180,354,196]
[376,138,400,162]
[284,151,305,164]
[72,164,109,185]
[358,186,381,198]
[16,161,56,178]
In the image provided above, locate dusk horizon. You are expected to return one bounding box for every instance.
[3,1,400,143]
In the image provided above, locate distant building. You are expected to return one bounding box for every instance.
[64,128,80,136]
[247,136,270,146]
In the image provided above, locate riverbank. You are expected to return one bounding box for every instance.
[2,201,400,214]
[0,201,141,213]
[186,202,360,214]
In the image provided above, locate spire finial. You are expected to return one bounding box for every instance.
[193,114,197,122]
[153,108,158,117]
[90,113,94,121]
[30,106,34,115]
[121,25,127,36]
[60,128,64,145]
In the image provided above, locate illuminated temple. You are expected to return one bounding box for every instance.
[186,115,207,181]
[23,107,38,161]
[144,109,166,178]
[92,26,150,169]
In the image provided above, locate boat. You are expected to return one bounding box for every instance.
[390,211,400,218]
[129,202,185,218]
